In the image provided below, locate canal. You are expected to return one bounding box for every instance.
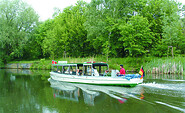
[0,69,185,113]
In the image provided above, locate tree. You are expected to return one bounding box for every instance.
[84,0,146,57]
[42,0,90,58]
[119,15,154,57]
[140,0,183,57]
[0,0,39,62]
[24,19,54,59]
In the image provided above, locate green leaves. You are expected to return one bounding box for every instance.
[119,15,154,56]
[0,0,39,62]
[1,0,184,62]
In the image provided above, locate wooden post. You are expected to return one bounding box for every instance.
[168,46,173,58]
[172,47,174,58]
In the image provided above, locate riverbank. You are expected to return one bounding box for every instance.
[5,56,185,75]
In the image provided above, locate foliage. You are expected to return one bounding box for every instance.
[41,1,90,58]
[1,0,185,65]
[119,15,154,56]
[0,0,39,63]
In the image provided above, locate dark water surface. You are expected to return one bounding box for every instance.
[0,69,185,113]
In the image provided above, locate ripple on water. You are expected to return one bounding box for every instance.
[139,82,185,97]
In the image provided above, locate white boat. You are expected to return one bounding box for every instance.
[50,61,143,87]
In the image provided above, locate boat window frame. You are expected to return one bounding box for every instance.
[92,63,109,76]
[52,64,77,75]
[83,64,93,76]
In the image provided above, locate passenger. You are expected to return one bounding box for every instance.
[117,65,125,76]
[79,69,82,75]
[93,68,99,76]
[103,70,109,76]
[72,69,76,75]
[77,69,80,76]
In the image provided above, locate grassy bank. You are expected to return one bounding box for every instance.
[8,57,147,71]
[8,56,185,74]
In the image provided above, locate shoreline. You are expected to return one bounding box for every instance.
[4,62,184,75]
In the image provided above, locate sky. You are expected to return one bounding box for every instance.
[24,0,185,21]
[24,0,91,21]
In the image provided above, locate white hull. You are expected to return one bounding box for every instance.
[50,72,143,86]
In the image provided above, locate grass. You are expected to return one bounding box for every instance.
[144,56,185,74]
[8,57,146,71]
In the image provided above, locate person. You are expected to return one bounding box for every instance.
[92,67,99,76]
[76,69,80,76]
[117,64,125,76]
[79,69,82,75]
[76,69,82,76]
[103,70,109,76]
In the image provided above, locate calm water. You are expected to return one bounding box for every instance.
[0,69,185,113]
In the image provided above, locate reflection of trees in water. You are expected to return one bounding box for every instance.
[146,74,184,80]
[0,69,53,113]
[4,69,50,77]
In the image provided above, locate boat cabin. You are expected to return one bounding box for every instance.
[52,62,109,76]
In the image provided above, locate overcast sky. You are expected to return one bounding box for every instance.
[24,0,91,21]
[24,0,185,21]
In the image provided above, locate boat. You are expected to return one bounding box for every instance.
[49,61,144,87]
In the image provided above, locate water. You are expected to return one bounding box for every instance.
[0,69,185,113]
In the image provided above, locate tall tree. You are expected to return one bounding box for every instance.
[119,15,154,56]
[85,0,146,57]
[42,0,90,58]
[140,0,183,57]
[0,0,39,62]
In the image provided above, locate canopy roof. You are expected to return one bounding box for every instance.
[52,62,108,66]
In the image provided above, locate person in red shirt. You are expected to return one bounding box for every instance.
[117,65,125,76]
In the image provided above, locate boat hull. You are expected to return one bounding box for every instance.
[50,72,143,87]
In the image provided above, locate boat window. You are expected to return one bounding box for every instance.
[70,65,77,75]
[100,66,108,76]
[52,66,58,72]
[93,65,108,76]
[77,65,83,76]
[57,66,62,73]
[63,66,70,74]
[83,65,92,76]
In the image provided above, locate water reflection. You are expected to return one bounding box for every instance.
[1,69,185,113]
[146,73,184,80]
[48,78,145,106]
[4,69,50,76]
[53,86,79,102]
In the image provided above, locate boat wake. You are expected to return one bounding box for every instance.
[139,82,185,91]
[162,79,185,82]
[155,101,185,112]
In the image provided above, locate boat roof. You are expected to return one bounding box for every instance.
[52,62,108,66]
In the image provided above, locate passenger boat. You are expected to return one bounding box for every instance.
[49,61,144,87]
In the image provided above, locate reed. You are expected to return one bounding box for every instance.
[144,56,185,75]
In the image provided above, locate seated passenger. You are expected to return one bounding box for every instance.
[72,69,76,75]
[103,70,109,76]
[57,70,61,73]
[93,68,99,76]
[77,69,80,76]
[116,65,125,76]
[79,70,82,75]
